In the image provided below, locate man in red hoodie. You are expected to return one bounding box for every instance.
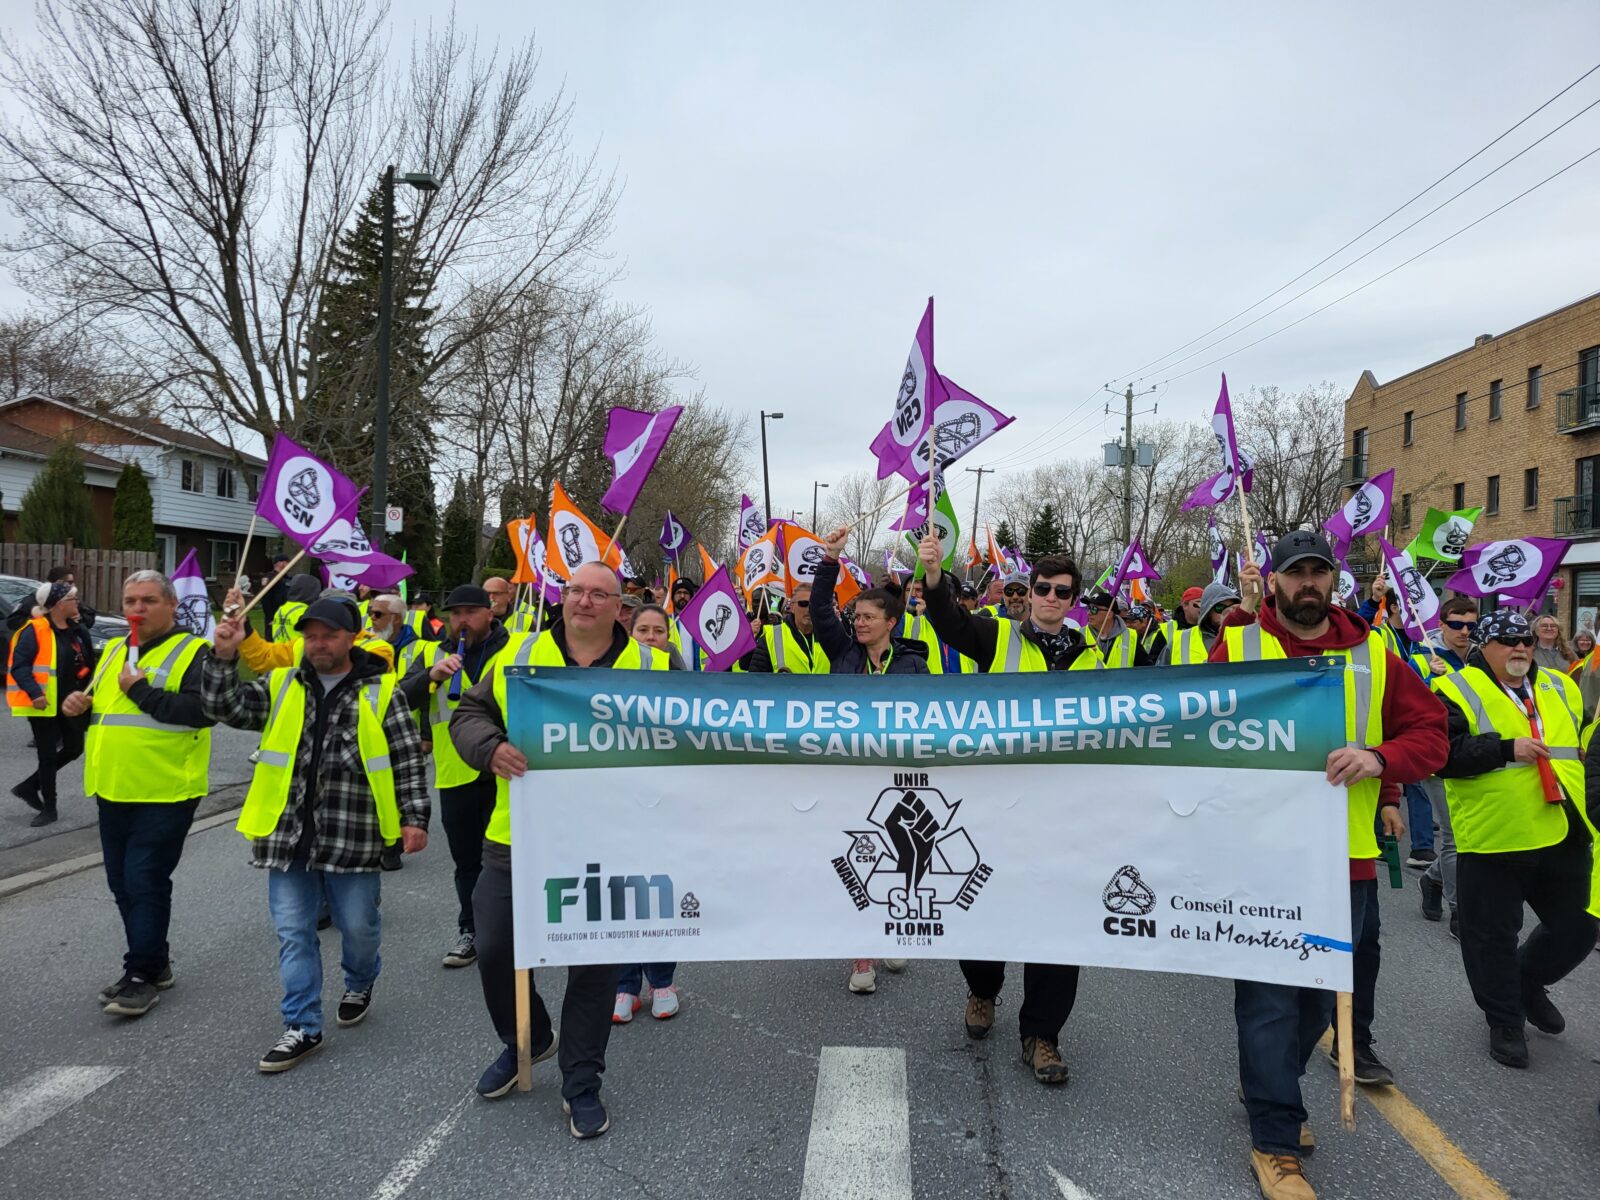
[1210,529,1448,1200]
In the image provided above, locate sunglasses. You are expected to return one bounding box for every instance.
[1442,619,1478,632]
[1491,635,1536,648]
[791,600,809,609]
[1033,583,1076,600]
[1003,586,1028,596]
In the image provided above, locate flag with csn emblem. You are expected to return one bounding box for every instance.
[1180,374,1253,511]
[867,297,945,481]
[676,565,756,672]
[1208,515,1229,584]
[888,374,1013,483]
[1378,537,1440,643]
[1443,537,1570,604]
[738,527,783,599]
[772,520,859,604]
[545,481,623,581]
[256,434,368,553]
[1323,469,1394,551]
[1404,506,1481,564]
[659,510,691,559]
[1107,538,1159,599]
[171,549,215,641]
[737,494,765,551]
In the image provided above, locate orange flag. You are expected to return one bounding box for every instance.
[776,521,860,606]
[545,480,622,581]
[506,517,538,585]
[663,564,679,613]
[697,543,719,585]
[966,536,981,571]
[737,527,783,599]
[986,524,1004,569]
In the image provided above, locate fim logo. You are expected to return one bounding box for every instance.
[1102,864,1157,938]
[831,772,992,940]
[545,863,675,923]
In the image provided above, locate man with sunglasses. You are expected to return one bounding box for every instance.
[916,531,1089,1087]
[1211,530,1448,1200]
[1433,609,1597,1070]
[746,582,830,674]
[999,573,1030,620]
[1416,596,1478,932]
[1079,589,1154,669]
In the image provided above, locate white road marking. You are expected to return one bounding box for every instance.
[0,1066,125,1151]
[367,1091,475,1200]
[799,1046,912,1200]
[1047,1163,1099,1200]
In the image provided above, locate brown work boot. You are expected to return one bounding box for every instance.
[964,993,994,1040]
[1250,1148,1316,1200]
[1020,1036,1069,1085]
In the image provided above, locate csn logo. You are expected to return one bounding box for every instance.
[1101,864,1158,939]
[544,863,682,923]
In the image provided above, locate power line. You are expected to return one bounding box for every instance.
[1112,60,1600,384]
[977,383,1106,470]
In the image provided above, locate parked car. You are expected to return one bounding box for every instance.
[0,573,131,650]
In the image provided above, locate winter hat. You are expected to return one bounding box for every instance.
[1474,609,1532,646]
[1126,603,1154,621]
[35,582,76,612]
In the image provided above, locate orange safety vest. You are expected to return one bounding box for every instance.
[7,617,57,717]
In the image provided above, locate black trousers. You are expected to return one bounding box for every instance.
[439,778,496,932]
[18,715,86,807]
[958,960,1080,1042]
[472,859,618,1101]
[1456,809,1596,1028]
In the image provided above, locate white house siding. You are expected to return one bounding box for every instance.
[144,448,258,536]
[0,454,122,506]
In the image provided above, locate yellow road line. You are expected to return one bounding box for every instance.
[1316,1031,1510,1200]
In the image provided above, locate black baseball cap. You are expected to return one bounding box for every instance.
[443,585,492,611]
[296,597,361,633]
[1271,530,1336,573]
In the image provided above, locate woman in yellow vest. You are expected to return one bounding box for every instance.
[7,582,96,826]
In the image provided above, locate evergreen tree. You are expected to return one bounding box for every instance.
[18,441,96,547]
[110,459,155,551]
[438,477,478,590]
[1023,504,1064,557]
[994,519,1017,550]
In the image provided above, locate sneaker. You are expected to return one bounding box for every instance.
[1405,848,1437,868]
[847,960,876,994]
[564,1092,610,1139]
[258,1027,323,1073]
[1353,1042,1394,1087]
[442,929,477,968]
[612,992,642,1024]
[476,1035,557,1099]
[651,985,680,1020]
[102,976,159,1017]
[10,781,42,812]
[1522,986,1565,1035]
[98,963,173,1005]
[1448,909,1460,942]
[882,959,908,973]
[1419,874,1443,922]
[964,993,995,1040]
[1488,1025,1529,1069]
[336,988,372,1027]
[1020,1036,1069,1085]
[1249,1149,1316,1200]
[28,806,57,827]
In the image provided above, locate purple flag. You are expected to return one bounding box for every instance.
[318,550,414,593]
[677,565,756,672]
[1180,374,1254,511]
[1324,469,1395,547]
[1208,515,1229,583]
[1107,538,1160,600]
[1334,554,1359,605]
[171,548,215,641]
[841,556,870,589]
[887,374,1013,483]
[1254,530,1275,574]
[527,527,564,606]
[1443,537,1570,603]
[868,298,947,481]
[601,405,683,515]
[257,434,369,551]
[737,495,764,550]
[1378,537,1440,643]
[659,510,690,559]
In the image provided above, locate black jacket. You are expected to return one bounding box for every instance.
[810,559,928,676]
[8,617,96,702]
[921,572,1092,671]
[400,621,510,712]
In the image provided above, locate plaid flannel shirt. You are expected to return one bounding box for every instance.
[201,649,430,873]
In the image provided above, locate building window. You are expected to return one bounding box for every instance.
[1402,411,1414,446]
[1527,365,1541,409]
[180,459,202,493]
[1486,475,1500,516]
[216,466,236,500]
[246,472,260,502]
[1455,392,1468,430]
[1453,481,1466,509]
[1489,379,1502,420]
[1524,467,1539,509]
[1400,493,1412,528]
[208,539,238,578]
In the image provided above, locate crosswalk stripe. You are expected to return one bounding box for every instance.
[799,1047,912,1200]
[367,1091,475,1200]
[0,1067,125,1151]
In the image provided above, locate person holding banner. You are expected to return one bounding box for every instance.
[448,561,671,1140]
[745,583,828,674]
[1214,532,1447,1200]
[1432,609,1598,1070]
[916,531,1087,1086]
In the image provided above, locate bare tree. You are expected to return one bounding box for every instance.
[0,310,134,407]
[1233,383,1345,538]
[823,470,898,564]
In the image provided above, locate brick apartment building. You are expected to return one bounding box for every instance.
[1341,289,1600,638]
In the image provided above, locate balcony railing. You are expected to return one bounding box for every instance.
[1339,453,1368,487]
[1556,382,1600,434]
[1554,495,1600,537]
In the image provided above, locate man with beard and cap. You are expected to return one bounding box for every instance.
[1078,589,1153,669]
[1434,608,1598,1070]
[400,584,511,969]
[998,573,1030,620]
[917,531,1090,1087]
[746,581,830,673]
[1160,581,1240,666]
[1211,530,1448,1200]
[271,574,322,643]
[666,578,710,670]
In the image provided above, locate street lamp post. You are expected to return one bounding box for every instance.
[812,481,828,530]
[371,164,441,547]
[759,411,784,525]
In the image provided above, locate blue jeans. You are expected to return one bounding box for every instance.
[1403,783,1434,853]
[1235,880,1377,1155]
[97,798,200,976]
[615,963,676,996]
[268,863,381,1037]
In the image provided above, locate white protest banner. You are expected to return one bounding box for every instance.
[504,662,1353,990]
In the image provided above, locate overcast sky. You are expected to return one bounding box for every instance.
[7,2,1600,526]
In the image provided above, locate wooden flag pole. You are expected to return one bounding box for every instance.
[1336,992,1357,1130]
[235,513,259,592]
[234,545,309,622]
[515,968,533,1091]
[1237,486,1255,564]
[842,479,918,534]
[603,514,628,560]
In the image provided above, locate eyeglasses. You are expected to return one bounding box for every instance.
[563,586,620,604]
[1003,586,1028,596]
[791,600,809,609]
[1442,619,1478,632]
[1491,635,1536,649]
[1032,583,1076,600]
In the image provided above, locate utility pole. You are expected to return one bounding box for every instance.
[1122,384,1135,546]
[965,465,993,580]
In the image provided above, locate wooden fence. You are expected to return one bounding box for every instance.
[0,544,157,611]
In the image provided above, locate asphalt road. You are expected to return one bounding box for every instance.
[0,811,1595,1199]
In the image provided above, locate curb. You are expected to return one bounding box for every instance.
[0,807,240,899]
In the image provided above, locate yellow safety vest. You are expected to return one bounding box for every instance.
[1223,623,1388,859]
[1434,666,1589,855]
[1166,625,1211,666]
[404,611,430,638]
[357,600,370,628]
[399,639,440,731]
[762,622,830,674]
[668,622,710,671]
[897,612,945,675]
[83,634,211,803]
[483,631,668,844]
[504,607,539,634]
[7,618,57,717]
[237,668,401,842]
[987,620,1048,673]
[272,601,308,643]
[1074,627,1139,670]
[431,637,511,789]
